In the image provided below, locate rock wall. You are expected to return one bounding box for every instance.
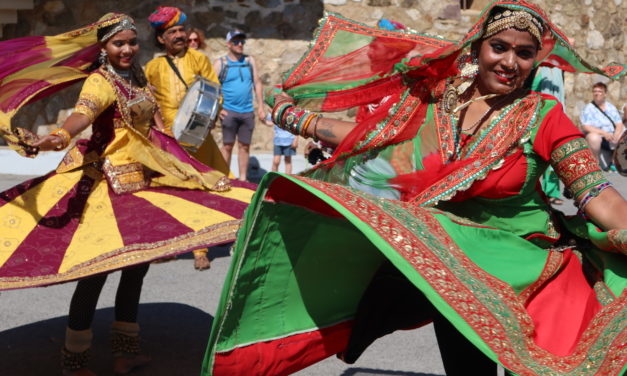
[3,0,625,152]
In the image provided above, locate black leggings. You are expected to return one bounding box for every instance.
[343,261,497,375]
[68,264,150,331]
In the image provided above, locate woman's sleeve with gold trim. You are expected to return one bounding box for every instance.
[73,73,116,122]
[550,138,608,198]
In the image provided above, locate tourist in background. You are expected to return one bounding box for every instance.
[264,112,298,174]
[214,29,265,182]
[187,27,206,50]
[580,82,625,169]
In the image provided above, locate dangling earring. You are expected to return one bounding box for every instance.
[99,50,107,65]
[456,50,479,96]
[460,50,479,80]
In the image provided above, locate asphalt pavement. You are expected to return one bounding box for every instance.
[1,151,626,376]
[0,153,447,376]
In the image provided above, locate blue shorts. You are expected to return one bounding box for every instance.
[274,145,296,156]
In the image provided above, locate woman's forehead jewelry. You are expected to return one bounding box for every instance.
[100,16,136,42]
[484,10,544,47]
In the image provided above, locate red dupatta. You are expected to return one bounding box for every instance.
[278,0,625,204]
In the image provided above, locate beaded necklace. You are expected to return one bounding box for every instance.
[450,89,520,160]
[105,64,140,100]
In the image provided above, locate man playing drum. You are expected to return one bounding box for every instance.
[145,6,229,271]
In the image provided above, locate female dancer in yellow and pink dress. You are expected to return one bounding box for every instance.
[0,13,255,375]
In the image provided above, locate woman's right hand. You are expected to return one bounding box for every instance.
[32,134,65,151]
[264,86,293,108]
[273,91,294,106]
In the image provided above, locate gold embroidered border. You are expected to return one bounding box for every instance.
[518,250,563,303]
[569,171,606,199]
[102,158,149,194]
[607,229,627,255]
[98,67,158,131]
[212,176,232,192]
[74,94,101,123]
[414,93,541,206]
[365,92,424,151]
[553,147,604,197]
[292,176,627,375]
[0,220,241,291]
[113,118,126,129]
[284,13,449,88]
[593,280,616,306]
[550,138,588,164]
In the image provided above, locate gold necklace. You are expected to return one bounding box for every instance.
[458,94,511,132]
[105,64,137,99]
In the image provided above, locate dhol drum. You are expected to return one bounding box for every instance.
[172,77,221,152]
[613,132,627,176]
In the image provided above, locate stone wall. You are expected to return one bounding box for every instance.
[3,0,625,152]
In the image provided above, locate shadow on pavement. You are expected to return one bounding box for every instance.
[341,368,443,376]
[0,303,212,376]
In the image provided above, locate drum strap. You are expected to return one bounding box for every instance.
[591,101,616,130]
[164,56,189,90]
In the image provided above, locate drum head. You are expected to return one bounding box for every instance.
[613,133,627,176]
[172,80,203,139]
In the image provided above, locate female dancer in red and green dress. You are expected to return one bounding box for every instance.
[203,1,627,375]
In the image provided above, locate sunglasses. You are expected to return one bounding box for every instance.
[231,39,246,46]
[188,37,199,42]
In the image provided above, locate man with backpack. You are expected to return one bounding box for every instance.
[215,29,265,182]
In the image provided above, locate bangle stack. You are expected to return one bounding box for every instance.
[272,100,294,125]
[271,99,323,140]
[576,181,612,217]
[281,106,322,138]
[50,128,72,150]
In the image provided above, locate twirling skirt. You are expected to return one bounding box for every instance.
[202,172,626,376]
[0,165,255,291]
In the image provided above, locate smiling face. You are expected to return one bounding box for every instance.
[476,28,539,95]
[158,25,187,55]
[103,29,138,70]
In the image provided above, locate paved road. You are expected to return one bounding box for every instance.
[0,165,446,376]
[1,166,625,376]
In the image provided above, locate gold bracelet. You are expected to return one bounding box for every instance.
[50,128,71,150]
[300,113,317,138]
[312,115,323,142]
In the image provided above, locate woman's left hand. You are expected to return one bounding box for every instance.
[31,134,65,152]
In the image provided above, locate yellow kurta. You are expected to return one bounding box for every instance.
[145,48,230,175]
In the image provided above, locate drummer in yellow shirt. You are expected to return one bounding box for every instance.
[145,6,229,271]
